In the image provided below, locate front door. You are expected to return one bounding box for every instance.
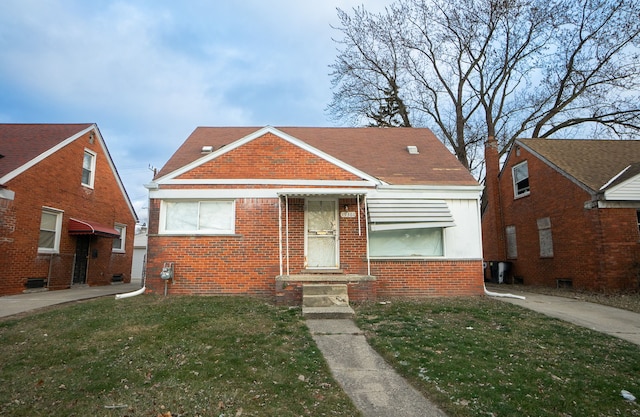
[305,199,339,269]
[73,236,90,284]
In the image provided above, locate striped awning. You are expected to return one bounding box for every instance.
[367,198,455,231]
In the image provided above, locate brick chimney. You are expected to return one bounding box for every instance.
[482,137,506,261]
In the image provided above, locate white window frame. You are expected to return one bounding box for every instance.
[82,149,97,188]
[159,200,236,235]
[38,207,63,254]
[112,224,126,253]
[512,161,530,198]
[368,227,445,258]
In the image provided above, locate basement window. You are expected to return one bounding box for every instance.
[512,161,530,198]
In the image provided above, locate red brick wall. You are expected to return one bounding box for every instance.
[482,138,506,262]
[0,130,136,295]
[146,197,371,295]
[492,144,640,291]
[372,259,484,298]
[177,133,361,181]
[147,195,484,300]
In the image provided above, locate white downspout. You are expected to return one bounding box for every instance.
[115,286,146,299]
[484,284,525,300]
[364,195,370,276]
[285,195,290,276]
[278,196,283,276]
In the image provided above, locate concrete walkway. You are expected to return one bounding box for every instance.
[0,282,141,318]
[489,288,640,346]
[306,319,447,417]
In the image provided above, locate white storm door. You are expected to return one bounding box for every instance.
[305,199,339,269]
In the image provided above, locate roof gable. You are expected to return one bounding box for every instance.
[175,130,365,181]
[0,123,94,182]
[516,138,640,192]
[156,126,477,186]
[0,123,137,221]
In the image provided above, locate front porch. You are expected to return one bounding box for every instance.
[275,273,376,306]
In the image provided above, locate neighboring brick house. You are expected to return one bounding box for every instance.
[145,126,484,303]
[0,123,137,296]
[482,137,640,291]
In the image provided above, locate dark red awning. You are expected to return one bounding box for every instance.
[68,218,120,238]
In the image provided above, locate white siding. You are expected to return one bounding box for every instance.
[444,198,483,259]
[605,174,640,201]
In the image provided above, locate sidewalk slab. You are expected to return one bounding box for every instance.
[0,283,142,318]
[307,319,447,417]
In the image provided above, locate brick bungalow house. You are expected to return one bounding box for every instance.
[0,123,137,296]
[482,137,640,291]
[145,126,484,303]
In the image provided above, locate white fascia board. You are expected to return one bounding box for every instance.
[91,125,139,222]
[155,126,383,185]
[371,184,484,200]
[160,179,376,187]
[0,125,95,184]
[600,165,630,191]
[149,187,373,200]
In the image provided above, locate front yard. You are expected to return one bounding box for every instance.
[1,292,639,416]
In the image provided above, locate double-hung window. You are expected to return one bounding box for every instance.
[162,200,235,234]
[38,208,63,253]
[512,161,530,198]
[112,224,126,252]
[82,149,96,188]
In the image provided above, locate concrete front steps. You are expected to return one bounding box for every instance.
[302,283,355,319]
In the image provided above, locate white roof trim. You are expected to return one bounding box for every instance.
[368,198,456,231]
[155,126,384,185]
[0,125,94,184]
[600,165,630,191]
[160,179,376,187]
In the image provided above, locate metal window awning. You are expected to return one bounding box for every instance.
[277,190,367,197]
[367,198,455,231]
[68,218,120,238]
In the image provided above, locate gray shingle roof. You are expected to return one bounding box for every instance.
[518,138,640,191]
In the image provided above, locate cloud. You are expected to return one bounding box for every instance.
[0,0,394,223]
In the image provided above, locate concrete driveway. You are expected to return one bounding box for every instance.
[489,287,640,346]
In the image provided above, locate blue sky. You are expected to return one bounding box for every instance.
[0,0,390,224]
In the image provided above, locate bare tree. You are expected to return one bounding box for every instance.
[328,0,640,173]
